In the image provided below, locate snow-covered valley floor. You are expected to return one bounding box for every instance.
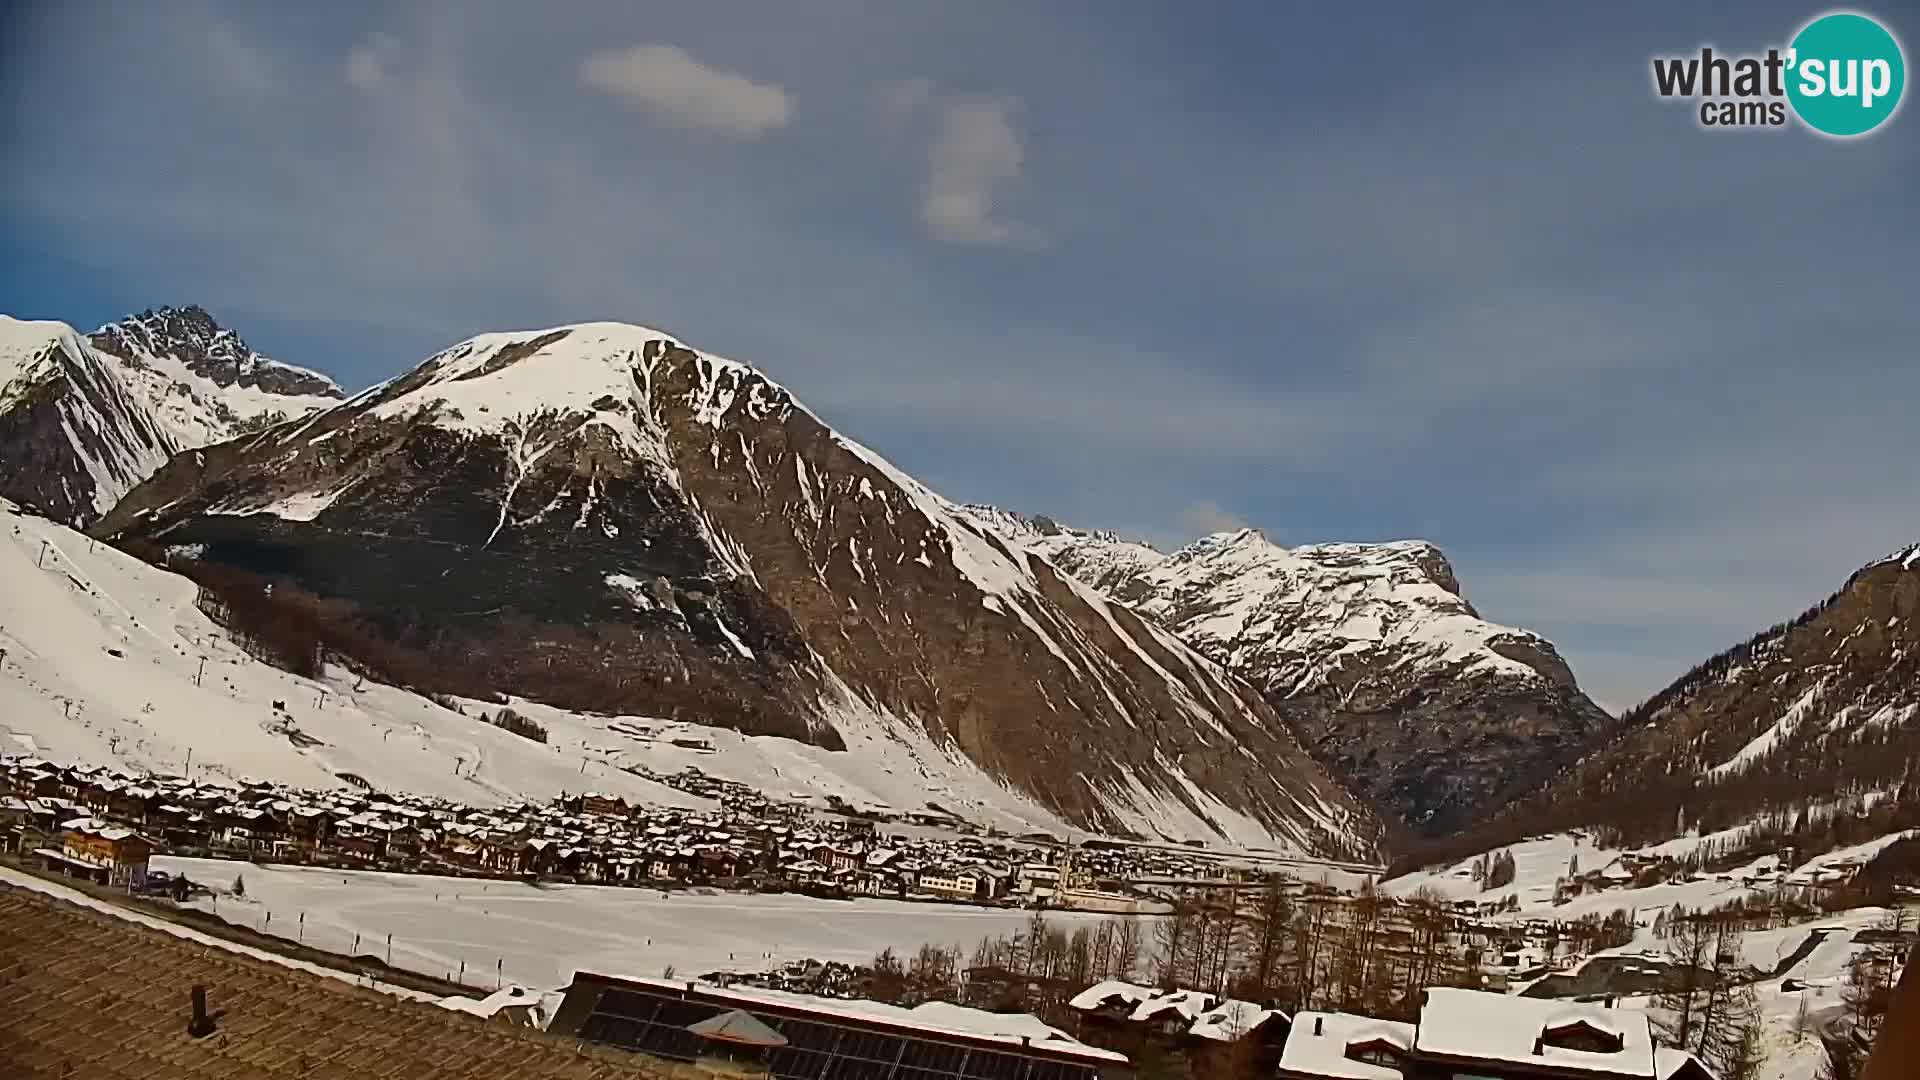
[155,855,1121,995]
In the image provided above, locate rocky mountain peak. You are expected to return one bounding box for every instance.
[92,305,342,399]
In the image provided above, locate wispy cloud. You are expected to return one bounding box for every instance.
[580,44,791,137]
[922,96,1040,248]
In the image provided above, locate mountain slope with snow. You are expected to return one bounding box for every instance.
[1458,541,1920,857]
[93,323,1379,857]
[0,308,340,527]
[0,318,180,524]
[962,508,1615,838]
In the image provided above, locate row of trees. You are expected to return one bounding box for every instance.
[1470,849,1517,890]
[873,879,1486,1026]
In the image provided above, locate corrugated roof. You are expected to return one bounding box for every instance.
[0,882,684,1079]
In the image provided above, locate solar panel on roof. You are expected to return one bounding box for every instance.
[564,981,1110,1080]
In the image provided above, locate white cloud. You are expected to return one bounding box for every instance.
[923,97,1039,248]
[579,44,790,137]
[346,33,395,92]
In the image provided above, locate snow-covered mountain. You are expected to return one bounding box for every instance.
[88,305,342,446]
[0,318,180,525]
[0,308,340,525]
[1465,541,1920,857]
[960,508,1614,838]
[93,322,1379,857]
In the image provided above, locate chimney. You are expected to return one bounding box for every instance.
[1604,995,1615,1009]
[1532,1034,1544,1056]
[1314,1016,1323,1036]
[188,985,216,1038]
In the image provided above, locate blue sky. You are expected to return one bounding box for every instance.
[3,2,1916,709]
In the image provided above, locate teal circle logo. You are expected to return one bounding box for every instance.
[1786,12,1906,137]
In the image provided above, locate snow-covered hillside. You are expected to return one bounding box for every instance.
[1385,825,1915,922]
[0,500,1170,833]
[1,317,181,525]
[1468,537,1920,865]
[964,507,1613,836]
[0,499,707,810]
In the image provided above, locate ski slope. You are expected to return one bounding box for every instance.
[0,502,1095,833]
[0,501,702,808]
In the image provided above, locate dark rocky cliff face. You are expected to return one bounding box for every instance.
[99,323,1379,855]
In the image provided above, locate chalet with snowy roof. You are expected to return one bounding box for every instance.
[1276,990,1705,1080]
[1068,980,1289,1072]
[36,816,154,888]
[1278,1012,1415,1080]
[1412,987,1657,1080]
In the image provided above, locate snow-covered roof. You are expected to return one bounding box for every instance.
[1278,1012,1413,1080]
[1414,988,1655,1077]
[1655,1047,1713,1080]
[1067,978,1158,1011]
[435,984,541,1020]
[1068,980,1275,1041]
[1188,998,1278,1042]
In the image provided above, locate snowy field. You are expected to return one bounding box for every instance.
[156,855,1128,994]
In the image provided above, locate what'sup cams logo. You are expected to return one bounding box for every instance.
[1652,10,1905,137]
